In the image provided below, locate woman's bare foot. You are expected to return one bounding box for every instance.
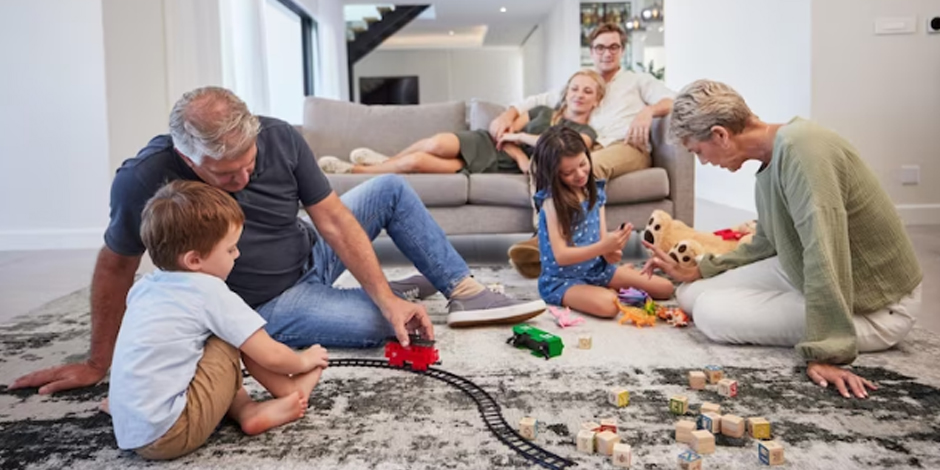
[99,397,110,415]
[238,391,306,436]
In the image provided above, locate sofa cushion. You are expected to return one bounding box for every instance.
[302,98,468,161]
[605,168,670,204]
[326,174,468,207]
[468,99,506,131]
[468,174,531,208]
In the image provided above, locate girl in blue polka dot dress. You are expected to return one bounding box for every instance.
[532,126,673,318]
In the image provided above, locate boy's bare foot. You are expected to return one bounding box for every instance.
[239,391,305,436]
[99,397,110,415]
[296,368,324,402]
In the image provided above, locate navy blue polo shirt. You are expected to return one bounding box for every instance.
[105,116,332,307]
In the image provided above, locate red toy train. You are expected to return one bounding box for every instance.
[384,334,440,371]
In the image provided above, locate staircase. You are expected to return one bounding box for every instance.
[345,4,430,101]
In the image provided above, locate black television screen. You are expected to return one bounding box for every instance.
[359,76,419,105]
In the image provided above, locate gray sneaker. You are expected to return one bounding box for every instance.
[447,289,546,327]
[388,274,439,301]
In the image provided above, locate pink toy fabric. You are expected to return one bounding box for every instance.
[548,306,585,328]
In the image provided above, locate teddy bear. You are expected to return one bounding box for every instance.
[642,210,756,268]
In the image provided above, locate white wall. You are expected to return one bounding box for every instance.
[0,0,112,250]
[540,0,582,92]
[521,25,545,97]
[812,0,940,225]
[102,0,171,174]
[353,48,524,105]
[665,0,813,213]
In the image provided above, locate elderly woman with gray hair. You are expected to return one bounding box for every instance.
[642,79,922,399]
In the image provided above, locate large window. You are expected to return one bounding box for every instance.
[264,0,317,124]
[221,0,317,124]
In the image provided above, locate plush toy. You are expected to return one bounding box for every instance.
[642,210,756,268]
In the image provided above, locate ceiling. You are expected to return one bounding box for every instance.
[344,0,560,48]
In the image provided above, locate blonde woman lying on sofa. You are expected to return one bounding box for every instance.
[317,69,604,175]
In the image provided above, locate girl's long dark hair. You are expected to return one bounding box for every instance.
[532,126,597,244]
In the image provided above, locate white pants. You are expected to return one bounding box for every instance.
[677,257,922,353]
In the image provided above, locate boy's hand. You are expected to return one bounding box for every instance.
[302,345,329,370]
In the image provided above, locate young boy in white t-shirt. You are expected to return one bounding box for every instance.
[105,180,329,460]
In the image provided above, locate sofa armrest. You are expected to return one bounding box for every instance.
[650,115,695,226]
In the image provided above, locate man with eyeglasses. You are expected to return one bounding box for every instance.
[496,23,676,276]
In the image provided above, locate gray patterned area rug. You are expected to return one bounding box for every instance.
[2,265,940,470]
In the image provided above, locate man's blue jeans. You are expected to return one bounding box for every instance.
[256,175,471,348]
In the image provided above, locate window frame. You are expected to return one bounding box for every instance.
[269,0,316,96]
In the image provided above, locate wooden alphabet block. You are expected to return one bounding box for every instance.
[582,421,600,432]
[599,418,618,433]
[698,412,721,434]
[612,442,632,468]
[578,335,593,349]
[705,365,723,384]
[748,417,772,440]
[721,414,746,438]
[519,417,537,440]
[758,440,785,466]
[596,430,620,456]
[689,371,707,390]
[677,450,703,470]
[609,389,630,407]
[577,429,596,454]
[718,378,738,397]
[675,420,697,443]
[691,430,715,455]
[669,395,689,415]
[700,402,721,414]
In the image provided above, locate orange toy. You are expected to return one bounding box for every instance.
[615,300,657,328]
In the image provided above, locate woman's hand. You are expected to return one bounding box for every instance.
[806,362,878,399]
[497,133,523,149]
[640,240,702,283]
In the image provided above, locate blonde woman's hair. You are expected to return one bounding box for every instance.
[552,69,607,125]
[669,79,755,143]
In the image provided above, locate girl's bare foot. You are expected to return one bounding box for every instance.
[99,397,110,415]
[239,391,305,436]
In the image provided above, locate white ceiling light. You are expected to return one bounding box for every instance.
[449,30,455,35]
[500,7,507,13]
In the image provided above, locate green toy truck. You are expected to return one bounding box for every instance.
[507,324,564,359]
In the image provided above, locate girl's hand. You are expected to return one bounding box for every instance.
[497,133,522,149]
[516,158,530,174]
[602,250,622,264]
[600,224,631,254]
[640,240,702,283]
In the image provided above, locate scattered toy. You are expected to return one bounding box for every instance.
[718,378,738,397]
[578,334,592,349]
[747,417,772,440]
[700,402,721,414]
[705,365,723,384]
[669,395,689,415]
[507,324,564,359]
[385,334,440,371]
[677,450,703,470]
[675,420,697,443]
[691,430,715,454]
[613,442,632,468]
[758,441,785,466]
[519,417,537,440]
[577,429,596,454]
[609,389,630,408]
[596,430,620,456]
[548,305,585,328]
[721,414,745,438]
[689,371,707,390]
[615,301,657,327]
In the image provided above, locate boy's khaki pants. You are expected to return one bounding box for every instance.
[135,336,241,460]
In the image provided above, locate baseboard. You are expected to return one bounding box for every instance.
[0,228,105,251]
[896,204,940,226]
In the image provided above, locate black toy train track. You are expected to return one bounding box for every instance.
[330,358,577,470]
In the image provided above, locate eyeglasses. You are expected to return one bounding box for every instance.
[591,43,623,54]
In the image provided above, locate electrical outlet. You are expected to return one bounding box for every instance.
[900,165,920,185]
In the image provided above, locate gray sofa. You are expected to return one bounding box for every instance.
[297,97,695,234]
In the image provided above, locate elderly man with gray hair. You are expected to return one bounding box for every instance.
[12,86,545,395]
[642,79,922,399]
